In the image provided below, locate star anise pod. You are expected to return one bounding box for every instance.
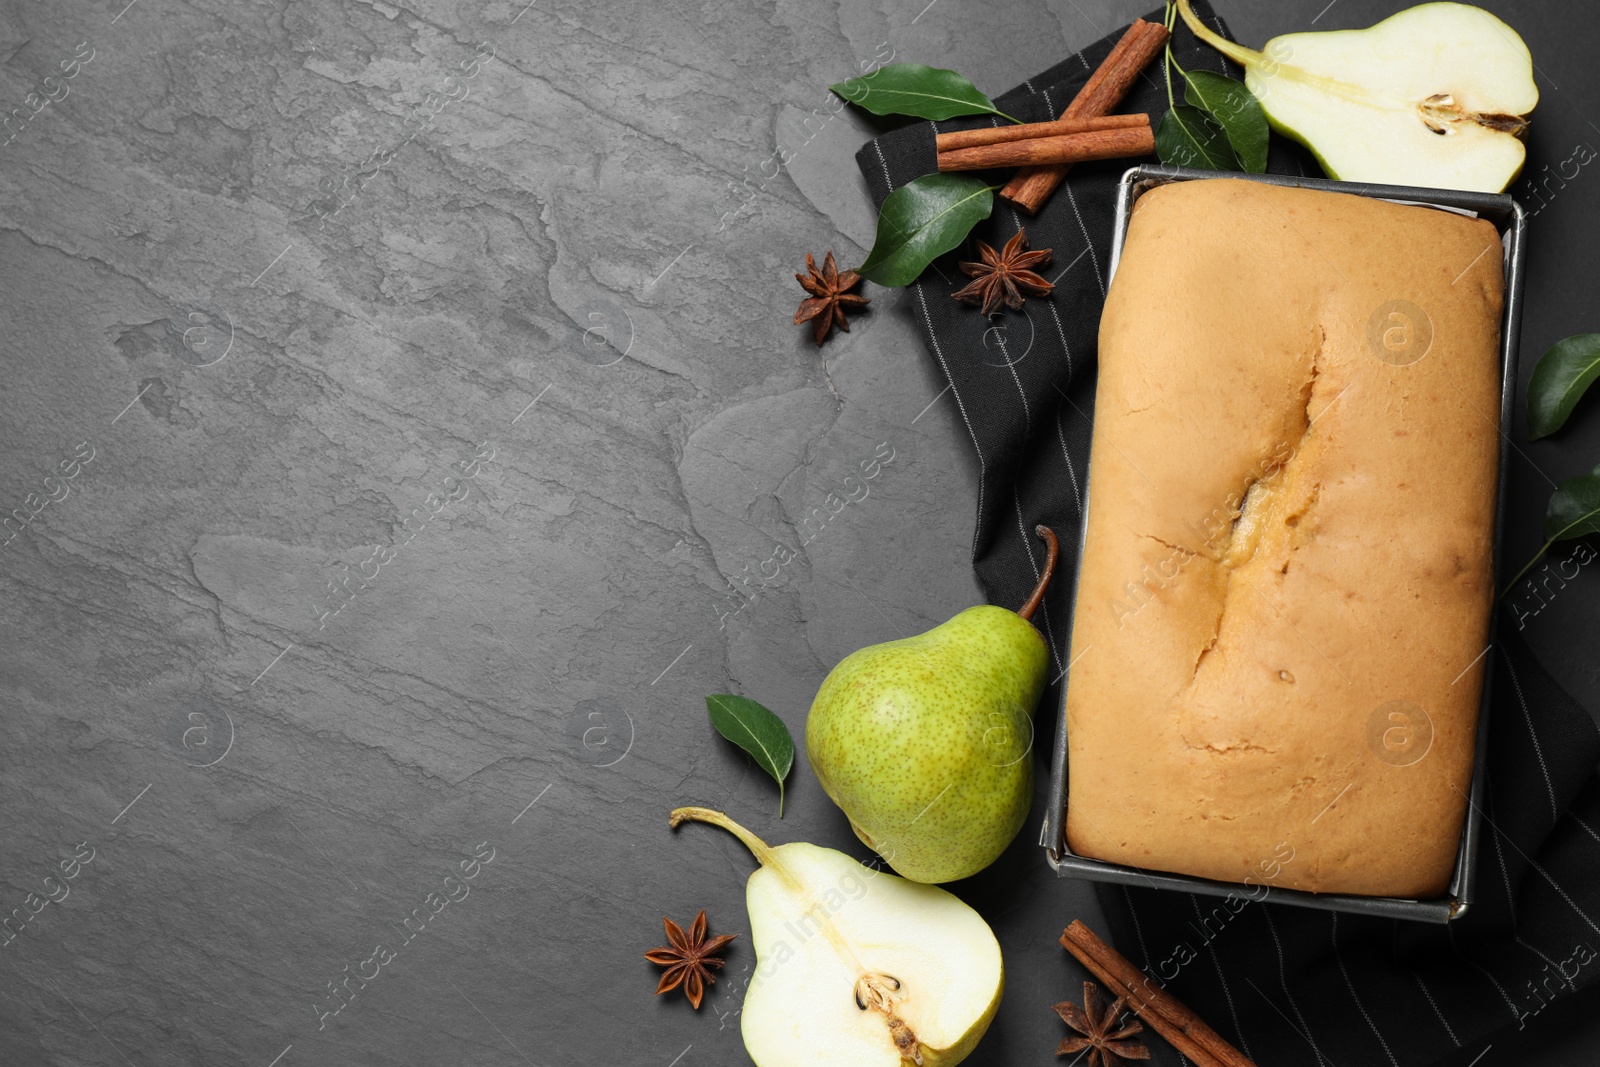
[644,909,737,1010]
[951,228,1054,317]
[794,250,869,346]
[1053,981,1151,1066]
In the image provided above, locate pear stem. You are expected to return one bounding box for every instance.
[672,805,923,1060]
[1175,0,1263,69]
[669,806,781,868]
[1016,525,1059,623]
[670,805,868,968]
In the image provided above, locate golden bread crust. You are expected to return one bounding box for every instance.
[1065,178,1503,898]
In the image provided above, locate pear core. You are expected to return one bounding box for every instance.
[670,808,1003,1067]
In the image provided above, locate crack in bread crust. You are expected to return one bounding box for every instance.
[1192,324,1325,683]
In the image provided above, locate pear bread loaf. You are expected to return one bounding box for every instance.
[1065,178,1504,898]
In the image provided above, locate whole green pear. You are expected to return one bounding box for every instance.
[806,528,1056,883]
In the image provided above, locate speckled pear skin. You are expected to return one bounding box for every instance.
[806,605,1047,883]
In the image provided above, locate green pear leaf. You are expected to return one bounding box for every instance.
[1503,463,1600,594]
[1527,334,1600,440]
[830,63,1016,122]
[1546,464,1600,543]
[706,695,794,817]
[1155,104,1241,171]
[1183,70,1268,173]
[856,173,995,288]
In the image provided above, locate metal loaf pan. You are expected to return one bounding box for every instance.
[1041,164,1527,924]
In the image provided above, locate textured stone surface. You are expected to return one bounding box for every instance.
[0,1,1597,1065]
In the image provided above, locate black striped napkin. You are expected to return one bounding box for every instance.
[856,5,1600,1064]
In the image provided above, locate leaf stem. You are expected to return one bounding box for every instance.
[1500,541,1553,599]
[1163,2,1178,111]
[1501,509,1600,597]
[997,109,1024,125]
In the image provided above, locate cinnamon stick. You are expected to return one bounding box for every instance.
[937,124,1153,172]
[1061,920,1256,1067]
[934,112,1147,153]
[1001,18,1170,214]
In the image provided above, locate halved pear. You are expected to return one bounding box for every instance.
[670,807,1003,1066]
[1178,0,1537,192]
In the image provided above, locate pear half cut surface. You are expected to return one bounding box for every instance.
[669,807,1003,1067]
[1178,0,1537,192]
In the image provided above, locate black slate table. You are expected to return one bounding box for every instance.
[0,1,1595,1065]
